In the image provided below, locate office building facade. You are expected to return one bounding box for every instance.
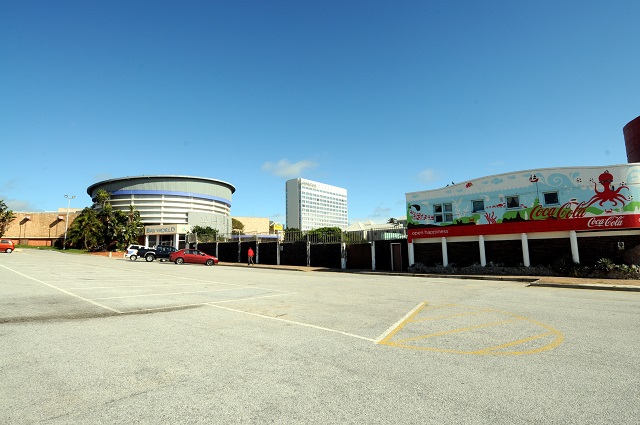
[286,178,348,231]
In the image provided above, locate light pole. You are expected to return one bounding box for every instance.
[63,195,76,249]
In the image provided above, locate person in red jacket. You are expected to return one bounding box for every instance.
[247,247,254,265]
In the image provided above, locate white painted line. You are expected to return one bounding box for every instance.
[89,268,299,295]
[0,264,123,314]
[208,303,376,342]
[93,287,261,300]
[66,282,228,290]
[375,302,425,343]
[208,292,292,304]
[122,293,291,313]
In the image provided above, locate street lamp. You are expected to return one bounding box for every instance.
[63,195,76,250]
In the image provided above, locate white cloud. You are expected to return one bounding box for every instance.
[417,168,439,184]
[261,159,317,178]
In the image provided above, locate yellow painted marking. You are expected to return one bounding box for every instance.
[378,302,564,356]
[410,308,492,322]
[392,318,519,344]
[377,302,427,344]
[472,331,554,354]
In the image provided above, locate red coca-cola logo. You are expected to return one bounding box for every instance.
[530,202,587,220]
[587,216,624,228]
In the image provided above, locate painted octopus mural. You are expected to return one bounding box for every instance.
[585,170,629,208]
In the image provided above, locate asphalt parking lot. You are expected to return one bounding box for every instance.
[1,250,639,424]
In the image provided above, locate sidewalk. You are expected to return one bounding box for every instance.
[218,262,640,292]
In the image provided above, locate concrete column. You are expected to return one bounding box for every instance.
[306,240,311,267]
[521,233,530,267]
[408,242,415,266]
[479,235,486,267]
[441,237,448,267]
[341,243,346,269]
[570,231,580,264]
[371,241,376,271]
[276,241,281,265]
[256,243,259,265]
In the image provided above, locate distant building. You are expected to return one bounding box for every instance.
[87,175,235,248]
[285,178,348,231]
[406,163,640,267]
[232,216,270,235]
[405,115,640,268]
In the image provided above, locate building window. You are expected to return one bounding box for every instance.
[506,196,519,209]
[434,203,453,222]
[543,192,559,206]
[472,200,485,212]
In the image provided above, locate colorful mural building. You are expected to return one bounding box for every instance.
[405,163,640,268]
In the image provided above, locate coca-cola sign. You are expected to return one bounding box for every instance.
[587,216,625,228]
[529,201,587,220]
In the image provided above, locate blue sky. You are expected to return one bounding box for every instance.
[2,1,639,225]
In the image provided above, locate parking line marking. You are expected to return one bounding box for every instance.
[392,318,520,344]
[376,301,427,343]
[411,308,493,322]
[209,303,376,342]
[93,287,252,300]
[471,331,555,354]
[378,302,565,355]
[114,268,299,294]
[206,293,295,304]
[0,264,123,314]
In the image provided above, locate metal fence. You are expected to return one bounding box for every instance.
[191,226,407,245]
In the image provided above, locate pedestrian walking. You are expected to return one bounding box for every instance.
[247,247,254,265]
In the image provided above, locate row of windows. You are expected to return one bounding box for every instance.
[300,188,347,199]
[434,192,561,222]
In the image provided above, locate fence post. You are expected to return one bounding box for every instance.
[306,234,310,267]
[371,241,376,271]
[341,242,346,269]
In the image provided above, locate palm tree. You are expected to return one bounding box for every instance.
[66,208,102,250]
[0,200,16,237]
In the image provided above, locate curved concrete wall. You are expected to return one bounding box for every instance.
[87,175,235,228]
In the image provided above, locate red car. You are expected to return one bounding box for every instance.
[169,249,219,266]
[0,239,15,253]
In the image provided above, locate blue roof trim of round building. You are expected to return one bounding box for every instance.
[111,190,231,207]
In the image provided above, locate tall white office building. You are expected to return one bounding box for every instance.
[286,178,348,231]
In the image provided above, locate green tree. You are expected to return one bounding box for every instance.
[191,225,219,242]
[66,195,143,251]
[0,200,16,238]
[120,205,143,248]
[66,208,102,250]
[283,227,304,242]
[232,218,245,234]
[93,189,110,208]
[307,227,343,243]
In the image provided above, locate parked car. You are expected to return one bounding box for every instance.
[125,244,147,260]
[0,239,15,253]
[169,249,218,266]
[136,245,178,262]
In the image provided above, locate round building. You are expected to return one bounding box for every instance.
[87,175,235,248]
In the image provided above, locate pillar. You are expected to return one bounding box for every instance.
[441,237,448,267]
[570,231,580,264]
[521,233,530,267]
[479,235,486,267]
[371,241,376,271]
